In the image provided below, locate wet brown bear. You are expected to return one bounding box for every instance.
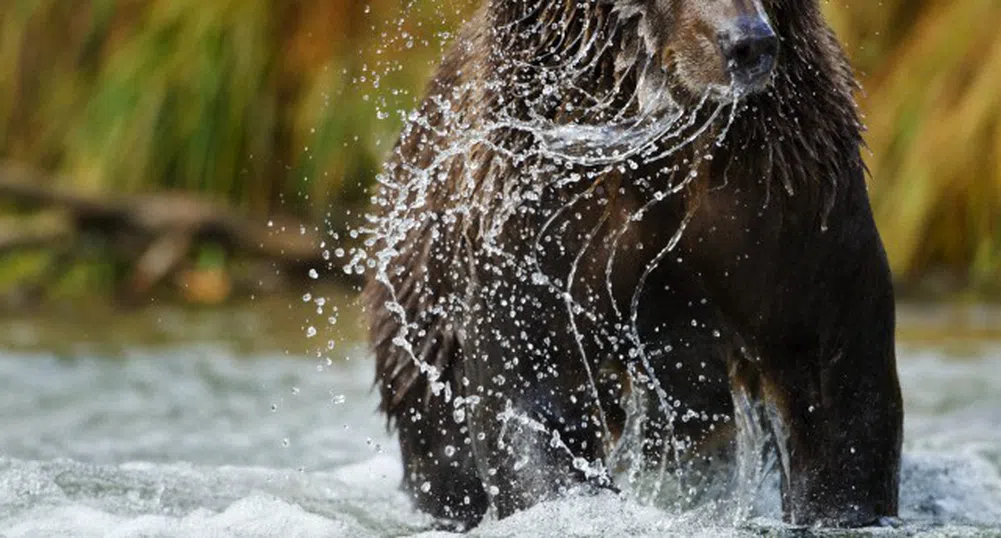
[364,0,903,530]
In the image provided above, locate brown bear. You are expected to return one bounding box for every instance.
[363,0,903,530]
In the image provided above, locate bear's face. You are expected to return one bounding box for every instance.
[615,0,780,99]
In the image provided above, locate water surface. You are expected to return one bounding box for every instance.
[1,306,999,537]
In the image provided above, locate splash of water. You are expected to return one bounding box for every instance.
[361,0,765,523]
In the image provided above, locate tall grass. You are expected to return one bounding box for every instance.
[0,0,998,294]
[0,0,468,218]
[827,0,1001,292]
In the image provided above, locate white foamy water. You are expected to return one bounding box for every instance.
[1,343,999,537]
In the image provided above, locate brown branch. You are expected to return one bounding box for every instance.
[0,160,328,266]
[0,161,364,302]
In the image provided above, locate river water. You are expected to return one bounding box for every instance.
[0,303,999,537]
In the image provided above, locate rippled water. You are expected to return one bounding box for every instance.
[1,334,1000,537]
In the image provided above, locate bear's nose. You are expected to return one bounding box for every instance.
[718,17,779,90]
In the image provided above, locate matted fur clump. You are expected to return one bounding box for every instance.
[361,0,902,530]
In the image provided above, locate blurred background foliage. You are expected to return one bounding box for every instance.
[0,0,997,302]
[827,0,1001,296]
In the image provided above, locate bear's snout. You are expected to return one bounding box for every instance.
[718,16,778,92]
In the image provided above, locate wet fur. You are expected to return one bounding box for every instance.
[365,0,902,529]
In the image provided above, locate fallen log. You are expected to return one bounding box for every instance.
[0,160,360,302]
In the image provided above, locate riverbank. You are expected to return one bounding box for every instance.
[0,286,996,357]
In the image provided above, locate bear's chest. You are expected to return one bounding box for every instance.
[608,176,832,333]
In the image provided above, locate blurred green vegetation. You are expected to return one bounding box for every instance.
[827,1,1001,295]
[0,0,998,298]
[0,0,472,217]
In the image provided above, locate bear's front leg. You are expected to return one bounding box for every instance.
[460,344,614,519]
[751,328,903,527]
[734,237,903,527]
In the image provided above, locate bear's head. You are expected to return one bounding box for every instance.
[610,0,779,99]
